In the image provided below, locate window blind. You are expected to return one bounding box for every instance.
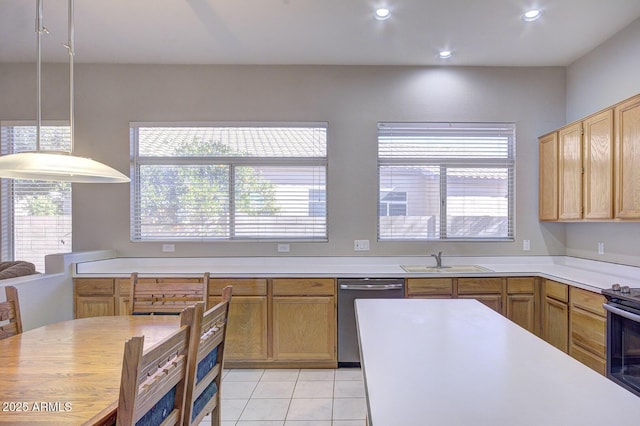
[0,122,72,271]
[378,122,515,241]
[131,123,328,241]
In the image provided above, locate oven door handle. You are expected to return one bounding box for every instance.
[603,303,640,323]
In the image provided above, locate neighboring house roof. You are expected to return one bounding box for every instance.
[137,126,327,158]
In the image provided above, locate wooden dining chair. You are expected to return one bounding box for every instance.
[129,272,210,315]
[0,286,23,340]
[183,286,232,426]
[116,306,197,426]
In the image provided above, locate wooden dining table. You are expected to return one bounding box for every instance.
[0,315,181,425]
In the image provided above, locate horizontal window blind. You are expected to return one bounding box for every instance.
[131,123,328,241]
[0,122,72,271]
[378,122,515,241]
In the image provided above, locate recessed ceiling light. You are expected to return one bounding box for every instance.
[375,8,391,20]
[522,9,543,22]
[438,50,452,59]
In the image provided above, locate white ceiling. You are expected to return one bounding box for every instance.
[1,0,640,66]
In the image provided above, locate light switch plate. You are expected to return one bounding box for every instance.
[354,240,370,251]
[277,243,290,253]
[523,240,530,251]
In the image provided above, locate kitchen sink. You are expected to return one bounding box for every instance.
[401,265,492,273]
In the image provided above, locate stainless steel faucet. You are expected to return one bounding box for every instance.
[431,251,443,268]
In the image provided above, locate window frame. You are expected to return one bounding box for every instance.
[377,122,515,242]
[130,122,328,242]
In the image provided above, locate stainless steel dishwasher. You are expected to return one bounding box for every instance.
[337,277,405,367]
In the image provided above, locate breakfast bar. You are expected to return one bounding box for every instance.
[355,299,640,426]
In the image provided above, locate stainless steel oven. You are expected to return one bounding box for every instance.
[603,285,640,397]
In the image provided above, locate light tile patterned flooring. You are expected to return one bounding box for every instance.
[200,368,366,426]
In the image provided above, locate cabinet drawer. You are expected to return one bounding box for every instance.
[570,287,606,316]
[507,277,535,294]
[571,307,606,357]
[209,279,267,296]
[272,278,335,296]
[75,278,114,296]
[407,278,452,296]
[457,278,502,294]
[544,279,568,302]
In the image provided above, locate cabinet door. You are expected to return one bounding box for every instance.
[539,132,558,221]
[506,294,535,333]
[75,297,115,318]
[615,94,640,218]
[272,296,336,362]
[542,297,569,353]
[558,122,583,220]
[583,109,613,219]
[225,296,268,361]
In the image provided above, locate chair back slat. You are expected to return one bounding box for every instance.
[0,286,22,340]
[116,306,196,426]
[129,273,209,315]
[183,286,232,426]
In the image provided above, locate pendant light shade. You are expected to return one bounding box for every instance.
[0,0,129,183]
[0,152,130,183]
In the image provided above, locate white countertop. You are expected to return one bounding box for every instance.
[355,299,640,426]
[73,255,640,293]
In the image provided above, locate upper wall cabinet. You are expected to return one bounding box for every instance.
[583,109,614,219]
[615,95,640,219]
[539,94,640,222]
[558,122,585,220]
[539,132,558,221]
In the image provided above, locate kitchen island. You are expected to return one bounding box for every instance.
[355,299,640,426]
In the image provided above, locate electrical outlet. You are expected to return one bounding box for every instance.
[277,243,290,253]
[598,242,605,255]
[523,239,530,251]
[354,240,370,251]
[162,244,175,253]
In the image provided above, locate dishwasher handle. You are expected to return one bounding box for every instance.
[339,283,404,291]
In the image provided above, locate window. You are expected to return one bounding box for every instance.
[131,123,328,241]
[0,122,72,271]
[378,122,515,241]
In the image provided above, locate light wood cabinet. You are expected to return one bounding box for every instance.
[583,109,614,219]
[457,277,503,314]
[558,122,584,220]
[569,287,606,375]
[539,132,558,221]
[542,279,569,353]
[209,279,268,362]
[538,94,640,223]
[505,277,537,335]
[74,278,115,318]
[406,278,453,298]
[271,278,336,366]
[615,94,640,218]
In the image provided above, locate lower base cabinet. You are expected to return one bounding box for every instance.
[542,279,570,352]
[569,287,607,375]
[226,296,269,361]
[506,277,538,335]
[272,296,335,361]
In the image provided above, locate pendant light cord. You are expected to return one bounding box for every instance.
[64,0,75,154]
[35,0,47,152]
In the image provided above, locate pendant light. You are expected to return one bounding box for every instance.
[0,0,129,183]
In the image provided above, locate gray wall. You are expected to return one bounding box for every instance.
[565,18,640,266]
[0,63,567,258]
